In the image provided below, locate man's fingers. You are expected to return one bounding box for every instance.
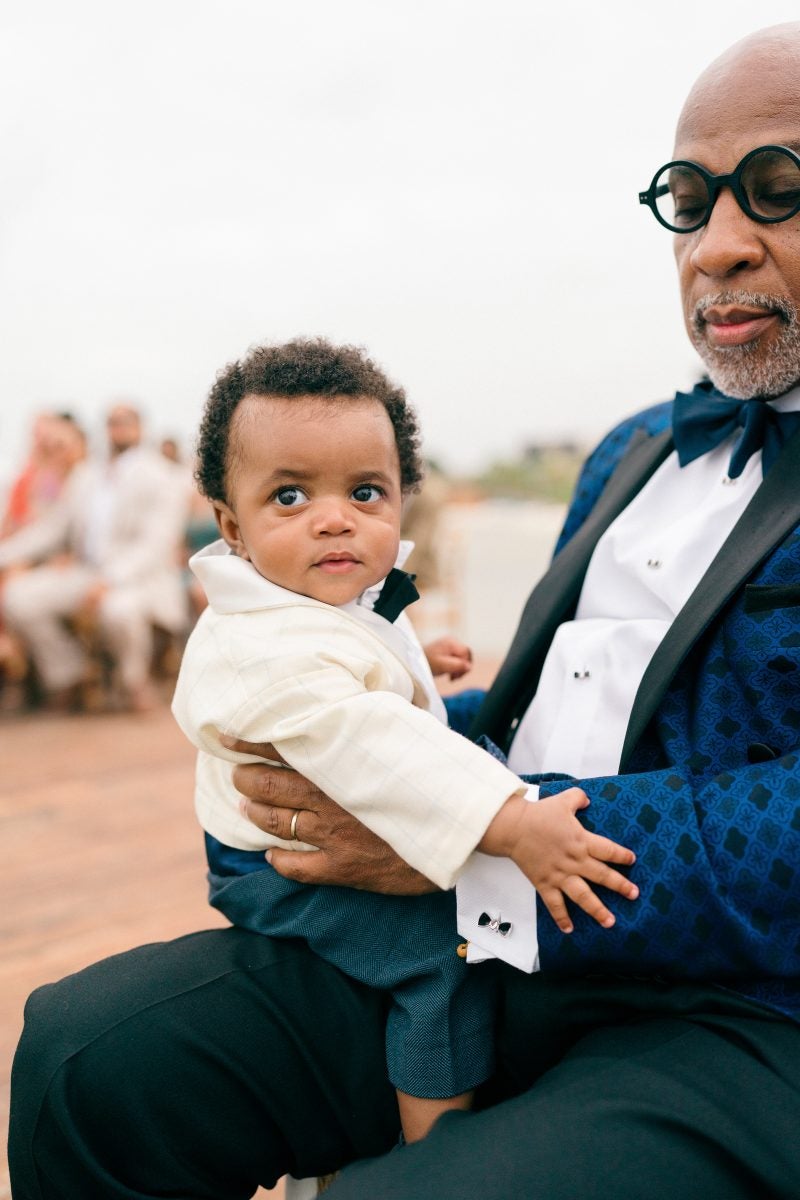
[267,847,328,884]
[241,796,318,844]
[232,764,326,847]
[232,761,312,805]
[220,734,287,762]
[231,761,330,843]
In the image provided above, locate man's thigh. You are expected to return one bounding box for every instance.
[10,927,398,1200]
[328,974,800,1200]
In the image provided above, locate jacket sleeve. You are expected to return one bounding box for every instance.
[535,756,800,982]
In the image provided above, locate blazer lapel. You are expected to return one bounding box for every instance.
[620,425,800,769]
[474,427,674,746]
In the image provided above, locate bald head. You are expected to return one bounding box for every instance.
[676,23,800,151]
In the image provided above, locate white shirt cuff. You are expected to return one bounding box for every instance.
[455,784,540,973]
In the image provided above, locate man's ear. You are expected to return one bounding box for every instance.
[213,501,249,560]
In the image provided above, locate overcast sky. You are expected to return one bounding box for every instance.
[3,0,800,484]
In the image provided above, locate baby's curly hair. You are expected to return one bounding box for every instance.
[196,337,424,503]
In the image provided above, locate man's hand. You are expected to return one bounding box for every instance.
[225,736,438,895]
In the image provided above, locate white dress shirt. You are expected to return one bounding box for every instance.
[457,389,800,970]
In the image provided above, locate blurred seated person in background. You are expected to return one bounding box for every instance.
[1,411,86,537]
[0,403,190,712]
[0,411,87,703]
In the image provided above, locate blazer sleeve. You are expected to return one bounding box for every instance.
[534,756,800,983]
[173,612,525,889]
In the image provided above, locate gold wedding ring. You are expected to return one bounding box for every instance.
[289,810,301,841]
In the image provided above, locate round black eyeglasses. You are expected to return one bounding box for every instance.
[638,144,800,233]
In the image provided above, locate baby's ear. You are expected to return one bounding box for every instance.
[213,501,249,560]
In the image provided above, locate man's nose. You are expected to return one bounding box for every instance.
[312,497,354,535]
[687,188,767,279]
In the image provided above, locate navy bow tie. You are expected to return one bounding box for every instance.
[372,568,419,623]
[672,380,800,479]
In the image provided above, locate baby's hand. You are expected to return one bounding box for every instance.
[479,788,638,933]
[424,637,473,680]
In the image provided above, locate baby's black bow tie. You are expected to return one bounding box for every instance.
[372,568,420,623]
[672,380,800,478]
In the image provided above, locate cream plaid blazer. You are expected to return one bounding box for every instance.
[172,542,523,889]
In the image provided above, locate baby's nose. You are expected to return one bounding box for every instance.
[313,498,354,534]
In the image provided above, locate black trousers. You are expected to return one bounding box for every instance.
[9,926,800,1200]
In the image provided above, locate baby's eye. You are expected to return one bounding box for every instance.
[273,486,308,508]
[351,483,383,503]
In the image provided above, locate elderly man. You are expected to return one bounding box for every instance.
[10,23,800,1200]
[0,404,190,711]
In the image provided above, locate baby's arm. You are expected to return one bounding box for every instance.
[175,609,634,898]
[478,789,638,932]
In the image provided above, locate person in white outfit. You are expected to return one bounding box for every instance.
[0,404,190,710]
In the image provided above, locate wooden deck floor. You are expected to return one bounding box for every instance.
[1,658,498,1197]
[0,701,278,1198]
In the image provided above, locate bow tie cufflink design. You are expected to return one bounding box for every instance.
[478,911,513,937]
[672,381,800,478]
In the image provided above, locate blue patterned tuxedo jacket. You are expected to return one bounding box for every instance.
[471,400,800,1021]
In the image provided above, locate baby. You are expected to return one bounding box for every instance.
[172,336,637,1142]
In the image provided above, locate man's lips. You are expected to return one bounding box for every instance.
[315,553,360,574]
[700,305,779,348]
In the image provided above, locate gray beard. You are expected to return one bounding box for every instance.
[689,290,800,399]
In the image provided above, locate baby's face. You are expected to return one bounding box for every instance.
[218,393,403,606]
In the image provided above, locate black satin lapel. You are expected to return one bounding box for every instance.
[621,426,800,769]
[472,428,674,746]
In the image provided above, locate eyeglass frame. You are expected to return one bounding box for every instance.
[638,144,800,233]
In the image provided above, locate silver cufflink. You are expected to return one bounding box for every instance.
[478,911,512,936]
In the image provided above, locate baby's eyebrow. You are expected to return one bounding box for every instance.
[348,469,395,484]
[267,468,314,482]
[263,466,397,486]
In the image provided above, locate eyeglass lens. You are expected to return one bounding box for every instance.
[653,148,800,230]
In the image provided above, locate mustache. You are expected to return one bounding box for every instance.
[692,291,797,333]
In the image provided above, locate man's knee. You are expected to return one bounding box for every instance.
[98,588,146,635]
[2,573,44,628]
[10,931,399,1197]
